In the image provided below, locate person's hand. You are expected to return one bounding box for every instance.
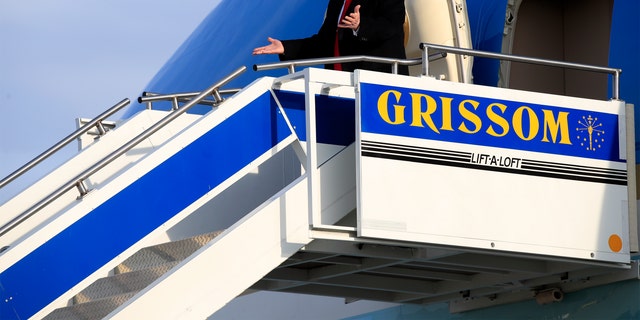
[252,37,284,55]
[338,5,361,30]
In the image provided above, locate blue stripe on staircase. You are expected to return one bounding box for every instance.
[274,90,356,146]
[0,91,292,319]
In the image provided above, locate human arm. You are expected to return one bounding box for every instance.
[251,0,341,61]
[252,37,284,55]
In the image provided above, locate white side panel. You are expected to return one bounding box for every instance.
[27,77,288,319]
[359,137,628,262]
[109,175,311,319]
[355,70,629,264]
[318,144,357,226]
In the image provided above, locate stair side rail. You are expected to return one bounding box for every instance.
[420,42,623,100]
[0,98,130,190]
[139,89,241,110]
[0,66,246,238]
[253,53,446,75]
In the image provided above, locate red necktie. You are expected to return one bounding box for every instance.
[334,0,353,70]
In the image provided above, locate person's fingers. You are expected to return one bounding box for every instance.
[254,37,283,54]
[339,16,358,29]
[253,37,275,55]
[339,5,360,29]
[352,6,361,26]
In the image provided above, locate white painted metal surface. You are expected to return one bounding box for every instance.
[355,70,630,264]
[4,67,638,319]
[29,77,298,319]
[0,110,201,272]
[108,175,311,319]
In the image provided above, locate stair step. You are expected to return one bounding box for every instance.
[43,231,224,320]
[114,231,223,274]
[73,261,180,304]
[43,292,136,320]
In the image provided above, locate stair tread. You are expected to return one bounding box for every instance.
[43,292,136,320]
[74,261,180,304]
[43,231,224,319]
[115,231,223,273]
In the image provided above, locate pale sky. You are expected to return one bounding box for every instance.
[0,1,222,202]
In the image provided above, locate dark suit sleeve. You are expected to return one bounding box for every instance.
[280,35,332,61]
[279,0,343,61]
[355,0,405,43]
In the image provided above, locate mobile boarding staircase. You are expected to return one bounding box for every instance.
[1,45,638,319]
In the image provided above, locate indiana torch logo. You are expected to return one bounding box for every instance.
[576,115,605,151]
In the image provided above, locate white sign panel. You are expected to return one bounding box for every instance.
[355,70,629,264]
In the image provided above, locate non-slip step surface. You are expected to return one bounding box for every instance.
[43,231,224,319]
[73,261,180,304]
[115,231,223,274]
[43,292,136,320]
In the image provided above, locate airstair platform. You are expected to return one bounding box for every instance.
[0,59,638,319]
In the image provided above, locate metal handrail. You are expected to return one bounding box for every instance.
[420,42,623,100]
[140,89,241,110]
[0,98,130,190]
[0,66,247,238]
[253,52,447,75]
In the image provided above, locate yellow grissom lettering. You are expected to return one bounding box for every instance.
[377,90,405,124]
[458,99,482,134]
[439,96,454,132]
[542,110,572,144]
[512,106,539,141]
[374,88,574,147]
[409,93,440,133]
[485,102,509,137]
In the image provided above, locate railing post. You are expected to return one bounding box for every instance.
[75,180,89,198]
[212,89,223,103]
[613,69,622,100]
[421,44,429,76]
[98,121,111,136]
